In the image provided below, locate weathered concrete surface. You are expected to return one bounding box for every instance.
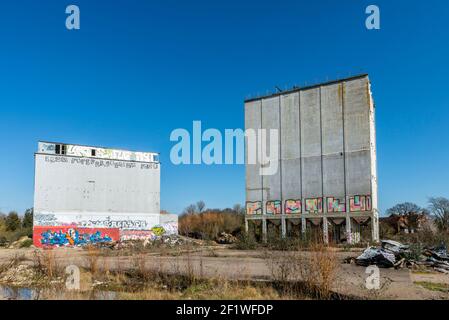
[245,75,379,242]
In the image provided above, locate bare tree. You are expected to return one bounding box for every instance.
[183,204,197,215]
[196,201,206,213]
[386,202,423,216]
[429,197,449,232]
[233,204,245,215]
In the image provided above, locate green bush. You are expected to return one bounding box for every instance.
[19,238,33,248]
[234,232,257,250]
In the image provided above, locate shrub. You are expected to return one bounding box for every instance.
[179,211,243,241]
[20,238,33,248]
[234,232,257,250]
[5,212,20,231]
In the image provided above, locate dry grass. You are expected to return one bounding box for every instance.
[32,249,62,279]
[84,245,101,276]
[264,243,339,299]
[117,279,282,300]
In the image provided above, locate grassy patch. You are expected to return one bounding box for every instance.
[415,281,449,292]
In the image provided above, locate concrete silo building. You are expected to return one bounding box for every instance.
[244,74,379,244]
[33,141,177,247]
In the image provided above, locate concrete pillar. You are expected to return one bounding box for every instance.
[345,215,352,244]
[245,218,249,233]
[372,213,379,242]
[323,217,329,244]
[281,216,286,238]
[301,216,306,235]
[262,218,267,243]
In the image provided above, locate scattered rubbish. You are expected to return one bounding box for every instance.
[346,240,449,274]
[381,240,409,254]
[355,246,396,268]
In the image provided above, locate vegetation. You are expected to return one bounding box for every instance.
[0,208,33,246]
[179,202,244,240]
[378,197,449,248]
[429,197,449,233]
[415,281,449,293]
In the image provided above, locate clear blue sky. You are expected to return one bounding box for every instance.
[0,0,448,215]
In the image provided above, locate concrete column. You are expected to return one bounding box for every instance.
[323,217,329,244]
[281,216,286,238]
[262,218,267,243]
[372,212,379,242]
[245,218,249,233]
[345,215,352,244]
[301,216,306,235]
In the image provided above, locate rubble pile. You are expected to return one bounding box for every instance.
[113,234,190,250]
[215,232,238,244]
[346,240,449,274]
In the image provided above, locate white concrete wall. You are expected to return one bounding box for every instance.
[34,153,160,230]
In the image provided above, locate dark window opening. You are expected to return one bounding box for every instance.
[55,144,66,155]
[91,149,96,157]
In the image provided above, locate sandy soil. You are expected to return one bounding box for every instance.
[0,246,448,300]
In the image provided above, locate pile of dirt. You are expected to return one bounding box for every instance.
[8,236,33,249]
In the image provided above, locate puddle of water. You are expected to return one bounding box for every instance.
[0,284,117,300]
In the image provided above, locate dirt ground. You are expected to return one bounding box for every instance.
[1,245,448,300]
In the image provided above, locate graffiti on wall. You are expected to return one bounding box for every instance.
[246,201,262,215]
[33,226,120,247]
[44,156,158,170]
[34,213,58,226]
[349,195,372,212]
[120,223,178,241]
[305,198,323,213]
[78,217,150,230]
[266,200,281,215]
[327,197,346,213]
[121,230,156,241]
[285,200,301,214]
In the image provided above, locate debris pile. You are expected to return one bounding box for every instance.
[345,240,449,274]
[113,234,191,250]
[215,232,238,244]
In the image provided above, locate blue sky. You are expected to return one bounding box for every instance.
[0,0,448,215]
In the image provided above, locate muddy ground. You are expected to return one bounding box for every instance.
[0,245,448,300]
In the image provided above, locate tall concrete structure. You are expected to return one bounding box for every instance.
[33,141,177,247]
[244,74,379,244]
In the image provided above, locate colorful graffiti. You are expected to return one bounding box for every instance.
[33,226,120,248]
[120,230,156,241]
[349,195,372,212]
[266,200,281,215]
[285,200,301,214]
[305,198,323,213]
[120,222,178,241]
[327,197,346,213]
[246,201,262,215]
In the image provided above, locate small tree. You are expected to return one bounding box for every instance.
[196,201,206,213]
[183,204,197,215]
[429,197,449,233]
[22,208,33,229]
[385,202,428,232]
[233,204,245,215]
[5,211,21,231]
